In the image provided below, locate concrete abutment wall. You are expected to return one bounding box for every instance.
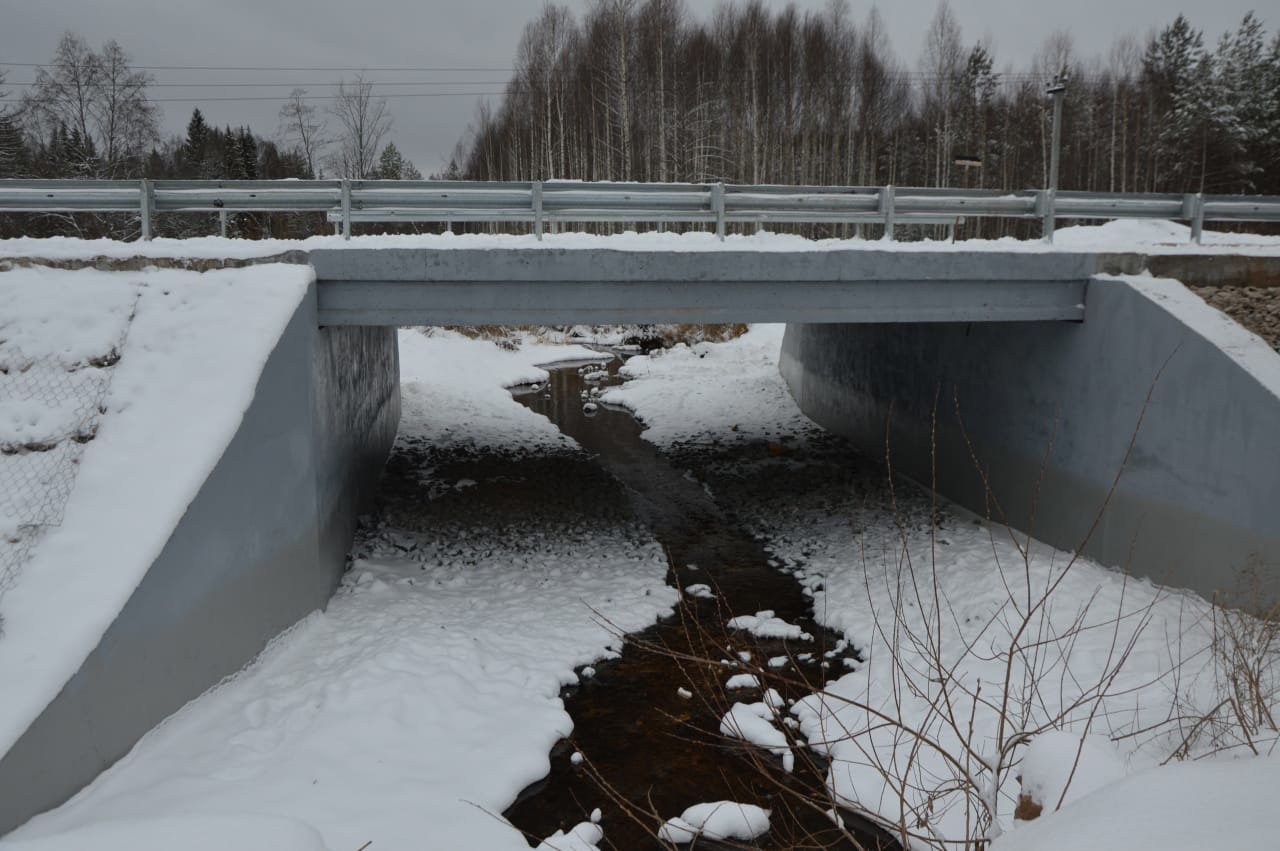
[0,282,399,836]
[781,275,1280,603]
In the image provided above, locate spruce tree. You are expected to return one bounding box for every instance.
[237,128,259,180]
[184,108,209,177]
[221,125,246,179]
[375,141,406,179]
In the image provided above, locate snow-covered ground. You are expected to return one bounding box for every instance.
[600,325,1280,849]
[1,219,1278,261]
[0,264,311,763]
[2,329,677,851]
[4,278,1277,850]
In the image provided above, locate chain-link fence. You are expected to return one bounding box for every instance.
[0,332,126,632]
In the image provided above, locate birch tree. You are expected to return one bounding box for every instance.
[327,75,392,179]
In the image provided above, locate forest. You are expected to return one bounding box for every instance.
[1,2,1278,240]
[0,35,422,238]
[462,1,1280,198]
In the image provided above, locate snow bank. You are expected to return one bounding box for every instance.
[1017,732,1126,815]
[601,325,815,447]
[397,328,601,451]
[0,265,311,760]
[658,801,771,844]
[2,220,1277,261]
[1053,217,1280,251]
[994,755,1280,851]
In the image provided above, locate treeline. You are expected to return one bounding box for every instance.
[461,0,1280,236]
[0,33,424,239]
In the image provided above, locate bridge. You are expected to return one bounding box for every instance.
[2,223,1279,839]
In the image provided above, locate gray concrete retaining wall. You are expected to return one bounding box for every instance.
[781,276,1280,603]
[0,282,399,836]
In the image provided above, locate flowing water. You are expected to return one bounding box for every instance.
[503,356,899,850]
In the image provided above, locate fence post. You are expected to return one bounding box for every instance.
[713,182,726,241]
[533,181,544,241]
[880,185,896,241]
[1040,189,1056,244]
[1184,192,1205,245]
[139,178,153,241]
[340,178,352,241]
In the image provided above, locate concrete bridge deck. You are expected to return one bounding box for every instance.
[309,249,1103,325]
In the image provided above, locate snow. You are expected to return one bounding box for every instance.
[535,821,604,851]
[0,815,329,851]
[396,328,602,451]
[3,325,677,850]
[2,219,1278,261]
[684,582,715,599]
[725,673,761,689]
[0,264,311,761]
[598,316,1279,847]
[1017,732,1127,814]
[994,755,1280,851]
[4,250,1277,849]
[720,702,794,772]
[727,610,813,641]
[602,325,814,448]
[657,801,771,844]
[1052,217,1280,251]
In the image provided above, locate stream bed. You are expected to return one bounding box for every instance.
[503,355,899,850]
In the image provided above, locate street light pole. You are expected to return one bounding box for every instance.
[1044,72,1067,243]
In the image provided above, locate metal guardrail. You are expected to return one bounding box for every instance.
[1,178,1278,244]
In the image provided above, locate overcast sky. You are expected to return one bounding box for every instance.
[0,1,1269,174]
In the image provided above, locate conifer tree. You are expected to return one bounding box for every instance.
[375,141,407,179]
[184,108,209,177]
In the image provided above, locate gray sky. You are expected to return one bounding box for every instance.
[0,0,1268,174]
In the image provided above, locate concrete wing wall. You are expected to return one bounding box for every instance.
[781,275,1280,604]
[0,284,400,836]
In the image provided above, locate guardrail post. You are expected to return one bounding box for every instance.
[340,178,352,241]
[880,185,896,241]
[713,182,726,241]
[1184,192,1205,244]
[1040,189,1056,244]
[218,209,228,238]
[138,178,153,241]
[533,181,544,241]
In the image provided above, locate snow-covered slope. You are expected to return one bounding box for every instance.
[0,265,312,760]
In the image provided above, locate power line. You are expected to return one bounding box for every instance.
[1,80,512,89]
[0,61,514,72]
[0,91,510,104]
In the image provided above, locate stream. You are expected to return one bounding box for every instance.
[503,355,898,850]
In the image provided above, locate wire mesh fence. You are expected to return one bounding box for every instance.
[0,328,128,632]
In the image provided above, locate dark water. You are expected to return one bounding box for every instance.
[503,356,898,850]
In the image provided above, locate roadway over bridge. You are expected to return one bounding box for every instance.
[309,248,1107,326]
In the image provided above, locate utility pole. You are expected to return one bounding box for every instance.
[1043,71,1067,243]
